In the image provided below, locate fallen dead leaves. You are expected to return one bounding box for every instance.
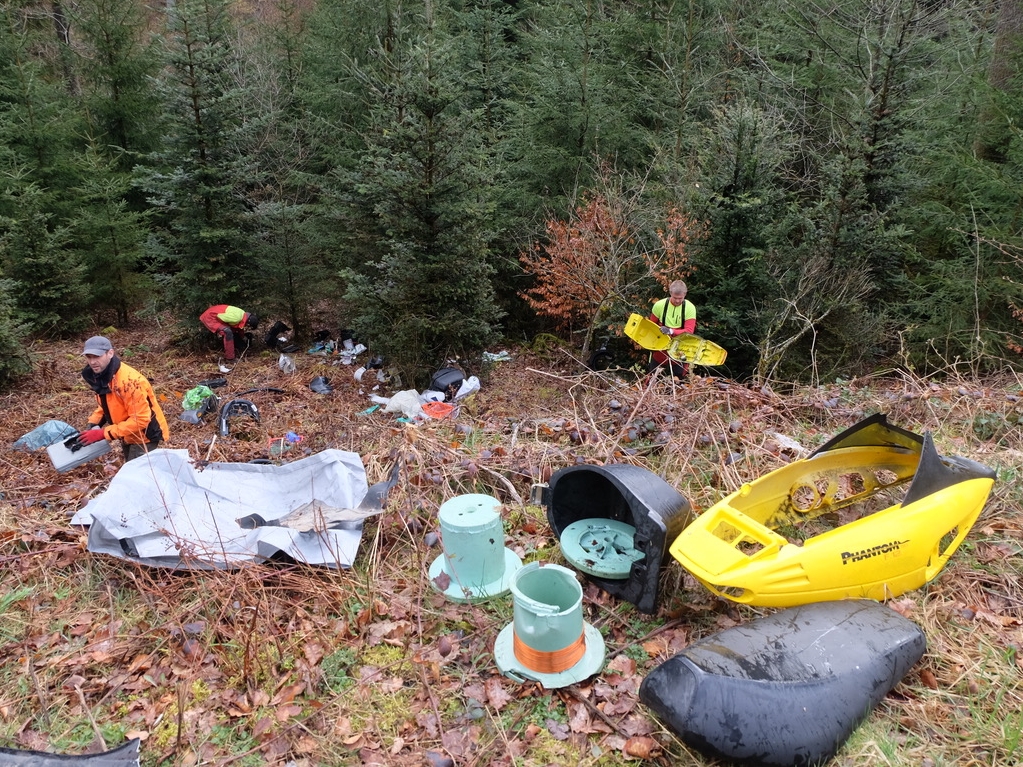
[2,330,1023,766]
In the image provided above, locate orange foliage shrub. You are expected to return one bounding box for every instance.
[519,193,702,337]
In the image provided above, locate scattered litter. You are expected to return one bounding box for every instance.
[381,389,425,420]
[278,353,296,374]
[422,401,456,419]
[47,432,112,472]
[180,387,219,425]
[353,366,367,381]
[639,600,925,766]
[237,463,400,531]
[454,376,481,400]
[339,342,367,366]
[308,339,336,355]
[196,377,228,389]
[218,363,232,373]
[483,350,512,363]
[310,376,333,394]
[766,431,808,456]
[269,431,304,457]
[182,384,216,411]
[430,367,465,401]
[264,320,292,351]
[218,399,260,437]
[674,414,996,606]
[359,404,380,416]
[13,420,77,451]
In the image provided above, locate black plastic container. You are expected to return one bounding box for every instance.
[429,367,465,400]
[540,463,692,613]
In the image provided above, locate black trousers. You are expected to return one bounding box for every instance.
[647,357,689,379]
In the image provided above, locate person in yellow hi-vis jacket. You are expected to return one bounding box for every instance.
[647,281,696,379]
[199,305,260,361]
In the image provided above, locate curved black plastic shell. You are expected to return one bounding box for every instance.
[0,738,140,766]
[639,600,926,766]
[543,464,692,613]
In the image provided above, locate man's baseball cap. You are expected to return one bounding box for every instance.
[82,336,113,356]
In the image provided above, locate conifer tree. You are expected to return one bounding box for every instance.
[0,4,90,334]
[0,182,88,335]
[0,1,84,205]
[72,0,165,170]
[72,145,151,325]
[235,0,340,336]
[336,3,502,383]
[135,0,252,325]
[0,278,32,385]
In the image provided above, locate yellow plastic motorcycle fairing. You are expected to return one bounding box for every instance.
[669,414,996,607]
[623,313,728,367]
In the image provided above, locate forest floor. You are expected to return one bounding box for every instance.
[1,323,1022,766]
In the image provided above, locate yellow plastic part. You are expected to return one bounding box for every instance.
[669,442,995,607]
[623,313,728,367]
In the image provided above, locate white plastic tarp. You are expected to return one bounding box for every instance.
[70,448,367,569]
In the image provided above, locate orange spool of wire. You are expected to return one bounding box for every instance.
[513,630,586,674]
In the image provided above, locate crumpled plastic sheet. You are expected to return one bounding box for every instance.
[182,385,215,411]
[380,389,425,419]
[310,376,333,394]
[13,420,77,451]
[454,376,481,400]
[71,449,367,569]
[278,353,296,373]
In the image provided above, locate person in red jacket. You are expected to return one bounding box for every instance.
[77,336,170,462]
[647,280,696,379]
[199,305,260,361]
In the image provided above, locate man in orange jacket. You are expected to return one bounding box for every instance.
[77,336,170,462]
[199,305,260,361]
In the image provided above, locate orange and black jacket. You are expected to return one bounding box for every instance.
[82,357,169,445]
